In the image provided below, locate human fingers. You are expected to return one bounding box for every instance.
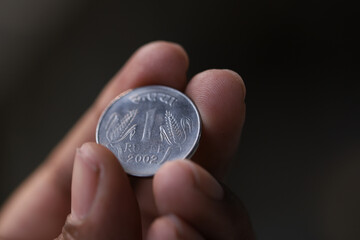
[0,41,188,239]
[185,69,246,178]
[153,160,255,240]
[147,215,204,240]
[51,40,189,182]
[56,143,141,240]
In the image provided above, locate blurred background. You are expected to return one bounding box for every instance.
[0,0,359,239]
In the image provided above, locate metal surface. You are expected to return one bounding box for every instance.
[96,85,201,177]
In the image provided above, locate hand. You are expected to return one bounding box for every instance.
[0,41,254,239]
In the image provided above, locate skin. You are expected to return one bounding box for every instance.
[0,41,254,240]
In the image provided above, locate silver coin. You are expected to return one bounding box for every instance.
[96,85,201,177]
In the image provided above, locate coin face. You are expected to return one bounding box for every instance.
[96,85,201,177]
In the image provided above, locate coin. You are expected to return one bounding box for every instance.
[96,85,201,177]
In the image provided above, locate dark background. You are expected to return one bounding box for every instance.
[0,0,359,239]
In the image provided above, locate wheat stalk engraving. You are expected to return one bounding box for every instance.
[105,109,137,143]
[160,110,192,146]
[165,110,183,144]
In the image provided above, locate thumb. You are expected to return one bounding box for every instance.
[57,143,141,240]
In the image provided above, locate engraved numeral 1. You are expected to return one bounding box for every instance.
[141,109,156,142]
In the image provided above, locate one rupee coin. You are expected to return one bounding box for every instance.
[96,85,201,177]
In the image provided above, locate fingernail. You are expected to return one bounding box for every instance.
[183,160,224,200]
[166,214,182,239]
[167,214,205,240]
[71,143,100,222]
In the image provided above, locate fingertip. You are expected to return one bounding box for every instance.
[136,41,189,71]
[155,160,223,202]
[187,69,246,104]
[185,69,246,177]
[78,142,117,166]
[154,160,195,188]
[153,160,194,212]
[221,69,246,99]
[68,142,141,239]
[154,160,194,198]
[147,215,204,240]
[71,144,100,222]
[181,160,224,200]
[147,215,179,240]
[95,41,189,113]
[127,40,189,89]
